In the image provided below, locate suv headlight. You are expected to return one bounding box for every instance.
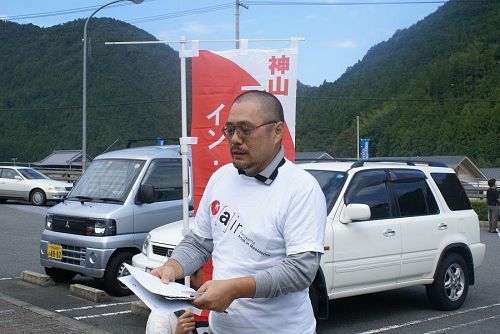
[142,234,151,256]
[45,214,53,230]
[85,219,116,236]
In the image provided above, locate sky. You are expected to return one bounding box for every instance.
[0,0,445,86]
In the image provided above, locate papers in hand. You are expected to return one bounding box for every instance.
[119,263,202,315]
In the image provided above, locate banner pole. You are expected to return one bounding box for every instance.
[179,36,191,288]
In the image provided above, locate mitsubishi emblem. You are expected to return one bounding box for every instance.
[65,220,70,229]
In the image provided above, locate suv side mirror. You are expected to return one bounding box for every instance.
[340,204,371,224]
[138,183,155,204]
[14,175,22,181]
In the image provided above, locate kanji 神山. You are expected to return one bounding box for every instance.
[269,55,290,75]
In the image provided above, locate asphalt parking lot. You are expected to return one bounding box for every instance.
[1,201,499,333]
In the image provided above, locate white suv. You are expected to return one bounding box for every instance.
[133,159,485,318]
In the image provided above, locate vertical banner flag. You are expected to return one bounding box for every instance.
[191,48,299,210]
[361,138,370,160]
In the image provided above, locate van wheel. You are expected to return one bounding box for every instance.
[44,267,77,282]
[30,189,46,206]
[104,252,134,297]
[426,253,469,310]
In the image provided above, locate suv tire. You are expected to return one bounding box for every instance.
[426,253,469,310]
[30,189,46,206]
[45,267,77,282]
[104,251,134,297]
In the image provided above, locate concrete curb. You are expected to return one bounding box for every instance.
[70,284,110,303]
[131,301,151,317]
[20,270,55,287]
[0,291,112,334]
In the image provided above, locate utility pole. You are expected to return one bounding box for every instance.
[356,115,360,160]
[235,0,248,49]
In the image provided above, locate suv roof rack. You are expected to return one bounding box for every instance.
[350,159,447,168]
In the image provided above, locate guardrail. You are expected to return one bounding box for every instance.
[34,168,81,183]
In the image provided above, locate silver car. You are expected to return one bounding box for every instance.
[0,166,72,205]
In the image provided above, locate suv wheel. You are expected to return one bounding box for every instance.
[426,253,469,310]
[104,252,134,297]
[30,189,46,206]
[44,267,77,282]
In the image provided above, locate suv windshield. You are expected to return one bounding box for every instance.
[68,159,145,203]
[306,169,347,212]
[19,168,47,180]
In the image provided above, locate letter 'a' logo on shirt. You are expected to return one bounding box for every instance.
[211,200,220,216]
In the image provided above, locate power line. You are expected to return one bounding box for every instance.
[1,96,497,113]
[3,0,462,24]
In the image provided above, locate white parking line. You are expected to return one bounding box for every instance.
[74,310,132,320]
[357,302,500,334]
[55,302,133,313]
[0,278,14,281]
[423,314,500,333]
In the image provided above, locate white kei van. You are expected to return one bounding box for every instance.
[40,145,191,296]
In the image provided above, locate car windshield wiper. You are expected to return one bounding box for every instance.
[68,196,95,204]
[97,197,123,204]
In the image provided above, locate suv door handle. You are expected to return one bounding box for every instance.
[383,229,396,237]
[438,223,448,230]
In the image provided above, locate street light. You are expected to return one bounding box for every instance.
[82,0,144,172]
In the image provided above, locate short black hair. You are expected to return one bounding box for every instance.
[488,178,496,187]
[232,90,284,122]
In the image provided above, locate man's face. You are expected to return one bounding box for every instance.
[225,99,283,176]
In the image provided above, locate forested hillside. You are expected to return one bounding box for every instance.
[0,0,498,165]
[0,18,181,162]
[296,0,499,166]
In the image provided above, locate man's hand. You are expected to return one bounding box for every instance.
[192,276,256,312]
[174,311,195,334]
[150,259,184,283]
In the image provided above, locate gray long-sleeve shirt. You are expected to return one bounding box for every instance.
[170,230,321,298]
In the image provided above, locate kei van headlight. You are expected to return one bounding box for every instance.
[45,214,53,230]
[84,219,116,236]
[142,234,151,256]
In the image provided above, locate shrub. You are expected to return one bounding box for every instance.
[470,200,487,221]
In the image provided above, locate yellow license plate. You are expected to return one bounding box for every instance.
[47,244,63,260]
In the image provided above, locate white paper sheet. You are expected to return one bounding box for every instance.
[118,264,201,315]
[124,263,197,298]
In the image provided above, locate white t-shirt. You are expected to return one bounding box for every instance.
[192,160,327,334]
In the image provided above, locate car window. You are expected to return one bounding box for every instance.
[389,169,439,217]
[18,168,47,180]
[431,172,471,210]
[142,160,182,202]
[392,180,439,217]
[345,170,392,220]
[306,170,347,213]
[1,169,20,179]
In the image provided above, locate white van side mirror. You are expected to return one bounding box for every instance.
[14,175,22,181]
[340,204,371,224]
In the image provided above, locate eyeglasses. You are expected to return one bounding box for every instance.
[222,120,278,139]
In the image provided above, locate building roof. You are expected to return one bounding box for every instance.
[34,150,90,167]
[480,168,500,180]
[377,156,486,181]
[296,151,334,162]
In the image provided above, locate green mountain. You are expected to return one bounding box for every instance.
[296,0,499,166]
[0,18,181,162]
[0,0,498,166]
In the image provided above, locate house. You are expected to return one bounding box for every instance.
[296,151,334,164]
[33,150,91,170]
[33,150,92,182]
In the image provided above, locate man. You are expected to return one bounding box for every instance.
[152,90,327,333]
[486,178,499,233]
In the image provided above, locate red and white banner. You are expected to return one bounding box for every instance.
[191,48,299,210]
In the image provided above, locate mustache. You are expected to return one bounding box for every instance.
[230,145,246,154]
